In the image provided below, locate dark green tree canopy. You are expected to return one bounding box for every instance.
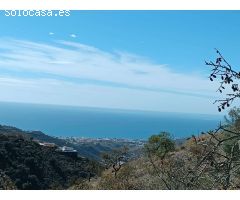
[145,132,175,159]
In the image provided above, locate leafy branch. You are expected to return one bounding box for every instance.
[206,49,240,111]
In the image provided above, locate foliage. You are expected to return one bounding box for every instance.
[206,49,240,111]
[0,170,16,189]
[224,107,240,130]
[144,132,175,159]
[0,133,101,189]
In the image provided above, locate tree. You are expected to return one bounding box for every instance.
[145,132,175,160]
[144,132,176,189]
[101,146,128,178]
[205,49,240,112]
[0,170,16,189]
[224,107,240,130]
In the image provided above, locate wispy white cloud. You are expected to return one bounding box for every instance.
[70,34,77,38]
[0,38,224,113]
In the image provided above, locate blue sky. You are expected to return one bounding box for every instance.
[0,10,239,114]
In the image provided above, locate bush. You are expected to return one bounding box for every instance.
[145,132,175,159]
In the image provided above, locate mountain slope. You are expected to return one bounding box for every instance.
[0,133,102,189]
[0,125,145,160]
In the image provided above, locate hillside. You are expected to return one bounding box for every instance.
[0,133,102,189]
[0,125,144,161]
[0,124,194,190]
[71,127,240,190]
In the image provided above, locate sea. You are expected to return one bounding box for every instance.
[0,102,224,140]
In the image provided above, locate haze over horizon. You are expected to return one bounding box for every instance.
[0,11,240,114]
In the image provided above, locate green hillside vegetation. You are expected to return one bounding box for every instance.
[0,133,102,189]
